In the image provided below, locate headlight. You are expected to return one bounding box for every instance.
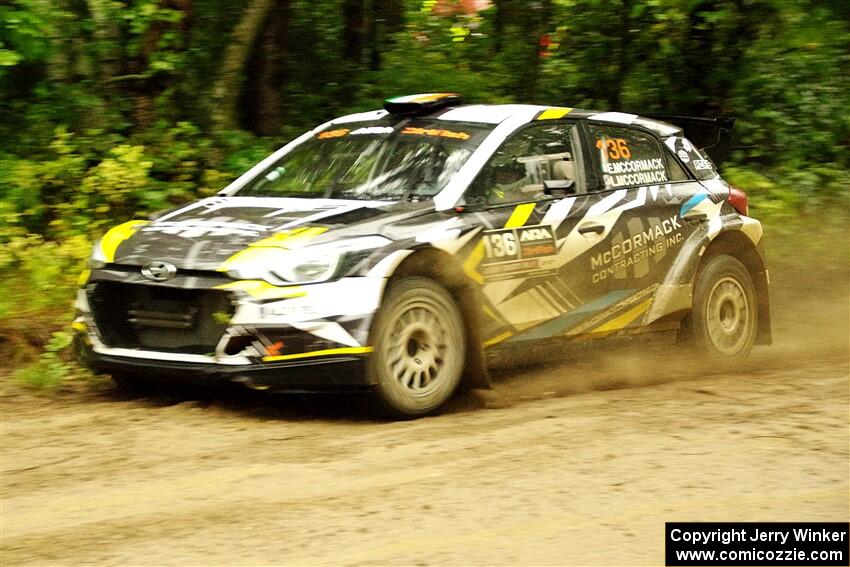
[89,239,106,269]
[270,249,341,284]
[226,236,390,285]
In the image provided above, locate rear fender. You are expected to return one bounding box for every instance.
[646,222,771,345]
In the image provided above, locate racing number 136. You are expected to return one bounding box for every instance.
[483,231,518,260]
[596,138,631,160]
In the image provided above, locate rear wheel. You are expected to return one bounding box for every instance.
[368,277,465,418]
[690,254,758,358]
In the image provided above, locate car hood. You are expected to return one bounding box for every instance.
[110,196,406,270]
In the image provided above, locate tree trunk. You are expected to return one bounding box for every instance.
[343,0,366,63]
[519,0,551,101]
[493,0,506,53]
[382,0,404,33]
[367,0,380,70]
[251,1,291,135]
[211,0,277,132]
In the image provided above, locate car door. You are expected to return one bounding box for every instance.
[576,121,714,335]
[460,119,627,343]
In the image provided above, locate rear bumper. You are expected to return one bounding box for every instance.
[76,335,371,392]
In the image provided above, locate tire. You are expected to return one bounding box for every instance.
[367,277,466,418]
[690,254,758,358]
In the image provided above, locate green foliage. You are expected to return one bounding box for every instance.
[730,8,850,170]
[0,123,270,240]
[0,0,847,389]
[13,330,95,390]
[0,233,89,343]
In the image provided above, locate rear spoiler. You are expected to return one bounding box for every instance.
[644,115,735,165]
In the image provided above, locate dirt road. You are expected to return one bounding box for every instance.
[2,265,848,566]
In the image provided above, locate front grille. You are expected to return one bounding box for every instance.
[88,282,234,354]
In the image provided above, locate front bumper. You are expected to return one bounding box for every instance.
[74,272,386,391]
[75,336,371,391]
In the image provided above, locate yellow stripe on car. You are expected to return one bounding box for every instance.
[504,202,536,228]
[537,107,573,120]
[481,305,503,323]
[77,269,91,287]
[218,247,276,273]
[462,241,486,284]
[218,226,328,272]
[592,298,652,335]
[483,330,513,347]
[215,280,305,300]
[263,346,374,362]
[100,220,148,263]
[250,226,328,248]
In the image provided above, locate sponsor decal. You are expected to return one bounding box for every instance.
[144,219,268,238]
[317,128,350,139]
[590,215,683,283]
[479,224,558,281]
[596,136,669,189]
[349,126,395,136]
[664,136,716,179]
[481,258,543,278]
[603,167,668,188]
[400,126,470,140]
[261,302,321,320]
[482,224,557,263]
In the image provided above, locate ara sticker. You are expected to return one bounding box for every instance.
[482,225,557,264]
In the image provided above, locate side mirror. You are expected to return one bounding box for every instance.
[543,179,575,196]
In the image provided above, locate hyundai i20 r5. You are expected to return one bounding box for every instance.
[74,93,771,418]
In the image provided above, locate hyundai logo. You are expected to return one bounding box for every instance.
[141,261,177,282]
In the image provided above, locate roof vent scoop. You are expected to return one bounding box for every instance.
[383,93,463,115]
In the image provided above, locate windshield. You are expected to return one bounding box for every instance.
[239,120,493,202]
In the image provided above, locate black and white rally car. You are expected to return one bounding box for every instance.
[74,93,771,417]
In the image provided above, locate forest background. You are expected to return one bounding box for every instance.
[1,0,847,385]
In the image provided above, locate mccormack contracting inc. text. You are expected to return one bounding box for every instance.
[665,522,849,566]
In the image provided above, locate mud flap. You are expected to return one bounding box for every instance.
[462,347,492,390]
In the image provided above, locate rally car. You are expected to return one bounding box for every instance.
[74,93,771,417]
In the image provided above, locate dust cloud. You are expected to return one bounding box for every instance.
[1,222,848,566]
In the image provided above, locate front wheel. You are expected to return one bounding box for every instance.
[368,277,466,419]
[690,254,758,358]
